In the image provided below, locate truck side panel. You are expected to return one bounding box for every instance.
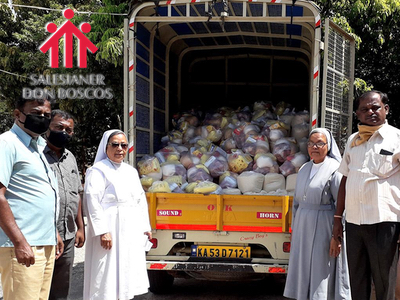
[147,193,292,233]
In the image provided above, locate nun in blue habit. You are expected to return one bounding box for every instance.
[284,128,351,300]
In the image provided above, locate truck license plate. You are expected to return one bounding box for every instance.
[191,245,251,258]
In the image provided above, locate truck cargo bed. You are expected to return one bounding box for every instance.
[147,193,292,232]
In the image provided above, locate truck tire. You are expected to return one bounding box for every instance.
[148,270,174,294]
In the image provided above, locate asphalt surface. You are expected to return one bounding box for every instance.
[0,244,287,300]
[69,245,287,300]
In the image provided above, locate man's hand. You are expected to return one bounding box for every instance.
[332,218,343,244]
[0,184,34,267]
[329,236,341,258]
[145,231,152,240]
[332,177,347,245]
[14,240,35,267]
[75,196,85,249]
[56,231,64,260]
[100,233,112,250]
[75,228,85,248]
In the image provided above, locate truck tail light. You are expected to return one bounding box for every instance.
[150,238,158,248]
[283,242,290,253]
[268,267,286,273]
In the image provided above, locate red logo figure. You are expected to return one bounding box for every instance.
[40,9,98,68]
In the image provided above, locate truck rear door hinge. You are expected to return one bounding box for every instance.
[220,0,229,31]
[153,0,160,16]
[288,0,297,47]
[206,0,217,22]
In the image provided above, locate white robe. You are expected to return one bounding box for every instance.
[83,159,151,300]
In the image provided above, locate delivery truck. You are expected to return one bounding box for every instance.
[123,0,355,293]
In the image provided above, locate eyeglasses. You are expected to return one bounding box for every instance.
[307,142,327,149]
[108,142,128,150]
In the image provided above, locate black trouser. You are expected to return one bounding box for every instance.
[49,238,75,300]
[346,222,400,300]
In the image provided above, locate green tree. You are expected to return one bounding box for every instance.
[0,0,127,173]
[316,0,400,126]
[0,100,13,131]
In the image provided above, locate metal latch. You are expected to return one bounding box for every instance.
[207,0,229,30]
[220,0,229,31]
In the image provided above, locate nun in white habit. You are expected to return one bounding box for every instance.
[83,129,152,300]
[284,128,351,300]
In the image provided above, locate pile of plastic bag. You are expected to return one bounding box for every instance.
[138,101,311,195]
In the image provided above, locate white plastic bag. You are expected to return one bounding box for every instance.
[237,171,264,193]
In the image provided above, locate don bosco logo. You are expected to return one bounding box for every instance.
[39,9,98,68]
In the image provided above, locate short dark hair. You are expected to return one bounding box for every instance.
[51,109,73,122]
[354,90,389,111]
[14,98,49,111]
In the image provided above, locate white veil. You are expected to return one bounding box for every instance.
[309,128,342,162]
[94,129,126,164]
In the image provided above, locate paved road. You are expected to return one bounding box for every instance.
[71,244,287,300]
[1,245,288,300]
[135,276,286,300]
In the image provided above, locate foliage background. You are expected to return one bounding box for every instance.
[318,0,400,125]
[1,0,400,173]
[0,0,126,173]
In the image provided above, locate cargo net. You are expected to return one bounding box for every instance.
[324,110,349,154]
[325,26,352,153]
[327,27,352,77]
[326,69,349,113]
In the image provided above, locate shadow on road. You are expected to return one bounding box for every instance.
[1,264,286,300]
[69,262,84,300]
[136,275,286,300]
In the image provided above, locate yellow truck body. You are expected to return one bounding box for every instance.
[147,193,292,233]
[145,193,293,292]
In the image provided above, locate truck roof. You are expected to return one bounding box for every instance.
[124,0,355,162]
[128,0,321,62]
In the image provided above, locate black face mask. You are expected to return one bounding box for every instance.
[20,112,50,135]
[47,130,72,148]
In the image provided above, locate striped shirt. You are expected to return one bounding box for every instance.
[338,122,400,225]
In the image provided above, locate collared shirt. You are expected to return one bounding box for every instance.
[44,146,83,241]
[0,124,58,246]
[338,122,400,225]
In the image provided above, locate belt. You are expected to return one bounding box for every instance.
[298,203,334,211]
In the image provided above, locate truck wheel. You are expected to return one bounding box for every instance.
[148,270,174,294]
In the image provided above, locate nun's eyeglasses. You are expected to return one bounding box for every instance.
[307,142,327,148]
[108,142,128,150]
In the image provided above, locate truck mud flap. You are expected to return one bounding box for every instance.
[147,261,287,274]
